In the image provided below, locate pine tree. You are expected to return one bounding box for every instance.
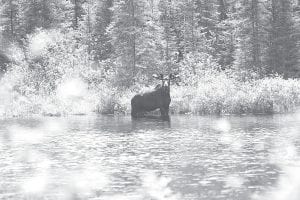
[138,0,165,75]
[294,0,300,69]
[108,0,141,85]
[22,0,54,35]
[92,0,113,61]
[194,0,234,69]
[0,0,20,43]
[215,0,239,69]
[109,0,164,86]
[159,0,185,70]
[195,0,219,40]
[72,0,86,29]
[182,0,197,54]
[266,0,299,78]
[217,0,228,21]
[233,0,266,78]
[51,0,74,29]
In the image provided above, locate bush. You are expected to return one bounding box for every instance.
[0,29,116,117]
[170,75,300,115]
[1,30,300,117]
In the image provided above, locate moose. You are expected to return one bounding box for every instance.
[131,73,179,118]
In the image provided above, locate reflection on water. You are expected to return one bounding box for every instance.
[0,114,300,199]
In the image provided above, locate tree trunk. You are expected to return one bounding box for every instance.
[131,0,136,76]
[74,0,79,29]
[87,0,91,54]
[251,0,261,72]
[9,0,14,40]
[218,0,227,21]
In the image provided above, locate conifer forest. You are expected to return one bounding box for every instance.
[0,0,300,115]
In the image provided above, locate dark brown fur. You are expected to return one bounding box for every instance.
[131,74,179,118]
[131,85,171,118]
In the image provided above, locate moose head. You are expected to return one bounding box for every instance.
[153,73,180,95]
[131,73,179,119]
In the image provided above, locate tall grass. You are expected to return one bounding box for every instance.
[171,76,300,115]
[2,72,299,117]
[1,29,300,117]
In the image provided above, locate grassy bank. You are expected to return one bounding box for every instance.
[1,71,300,117]
[170,77,300,115]
[1,29,300,117]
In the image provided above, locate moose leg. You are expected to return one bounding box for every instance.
[160,107,170,121]
[131,108,138,118]
[165,106,169,115]
[160,107,167,117]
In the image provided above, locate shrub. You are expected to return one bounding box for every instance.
[170,75,300,115]
[0,29,116,117]
[1,30,300,117]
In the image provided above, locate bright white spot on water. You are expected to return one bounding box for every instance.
[20,150,45,163]
[231,140,243,151]
[218,132,243,151]
[199,180,211,186]
[219,133,234,144]
[294,110,300,121]
[253,165,300,200]
[214,119,231,132]
[142,171,181,200]
[21,152,51,195]
[0,136,3,149]
[22,172,49,194]
[0,105,5,116]
[7,120,65,147]
[254,142,265,151]
[41,119,66,134]
[269,142,298,165]
[101,194,142,200]
[224,174,244,188]
[98,171,182,200]
[8,125,45,145]
[67,165,109,198]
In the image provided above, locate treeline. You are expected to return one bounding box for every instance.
[0,0,300,85]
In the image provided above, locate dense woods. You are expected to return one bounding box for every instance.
[0,0,300,116]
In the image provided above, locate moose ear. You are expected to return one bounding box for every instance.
[173,74,180,79]
[152,74,159,79]
[170,73,179,79]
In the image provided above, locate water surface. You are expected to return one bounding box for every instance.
[0,114,300,199]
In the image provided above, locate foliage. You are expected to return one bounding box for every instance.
[0,29,111,117]
[0,0,299,117]
[170,74,300,115]
[1,27,300,117]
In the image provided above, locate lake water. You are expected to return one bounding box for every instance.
[0,114,300,200]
